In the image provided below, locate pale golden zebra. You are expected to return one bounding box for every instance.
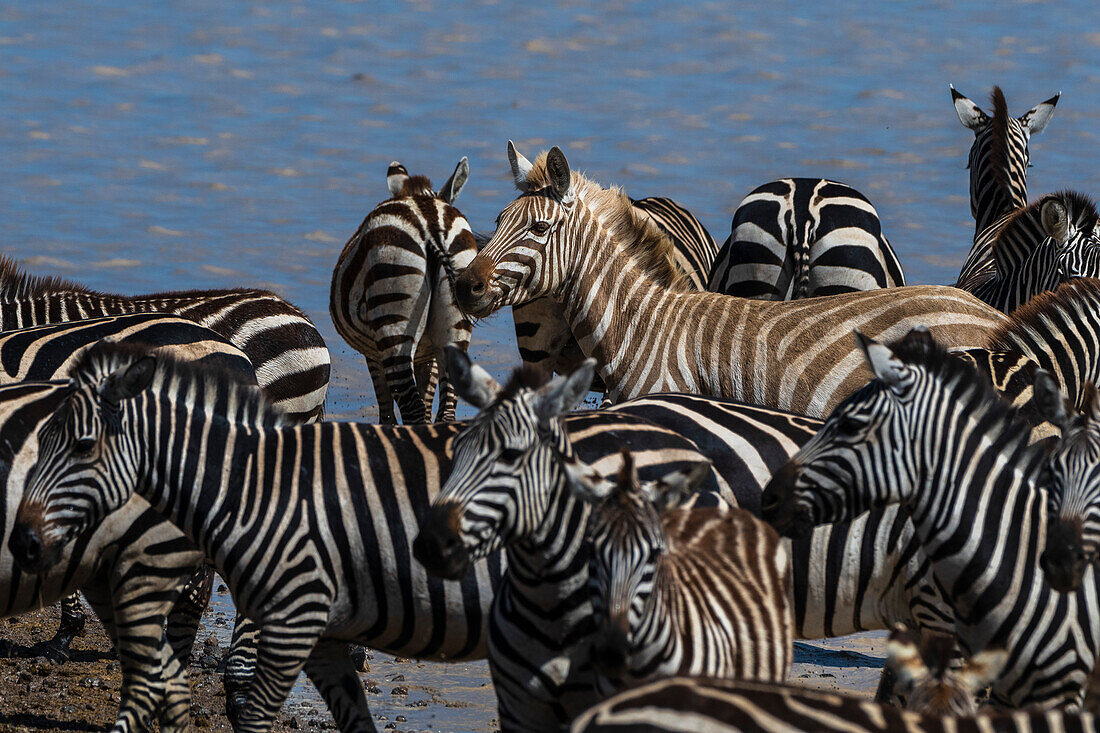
[456,143,1008,418]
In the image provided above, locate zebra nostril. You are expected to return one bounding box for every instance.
[471,281,486,295]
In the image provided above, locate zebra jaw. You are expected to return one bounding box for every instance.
[760,462,816,539]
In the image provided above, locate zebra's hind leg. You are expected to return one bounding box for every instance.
[384,351,427,423]
[35,593,87,660]
[303,639,374,732]
[224,613,261,725]
[159,565,214,729]
[235,620,326,733]
[365,360,396,424]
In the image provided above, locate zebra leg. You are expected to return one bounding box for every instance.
[159,565,213,727]
[414,354,438,420]
[385,351,427,423]
[224,612,261,724]
[365,360,396,424]
[234,621,326,733]
[303,639,374,731]
[37,593,87,659]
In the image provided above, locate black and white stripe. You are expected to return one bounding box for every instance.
[952,85,1059,290]
[330,159,478,423]
[0,256,329,421]
[707,178,905,299]
[762,329,1100,708]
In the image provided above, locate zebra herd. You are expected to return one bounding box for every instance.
[3,82,1100,733]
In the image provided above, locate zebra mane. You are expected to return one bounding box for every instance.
[523,152,691,291]
[393,175,436,199]
[988,86,1011,193]
[991,190,1099,261]
[0,255,91,299]
[71,341,291,429]
[991,277,1100,351]
[492,363,552,408]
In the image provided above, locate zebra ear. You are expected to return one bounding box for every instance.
[563,458,616,504]
[1019,92,1059,135]
[1032,370,1072,431]
[956,647,1009,694]
[951,86,987,131]
[387,161,409,197]
[534,358,594,427]
[99,356,156,405]
[854,330,908,392]
[545,147,573,203]
[508,140,534,192]
[439,157,469,204]
[642,461,713,512]
[885,627,929,696]
[1040,198,1071,243]
[1083,382,1100,429]
[445,345,500,409]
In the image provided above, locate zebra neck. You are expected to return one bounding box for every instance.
[507,488,593,617]
[986,240,1062,311]
[971,133,1027,238]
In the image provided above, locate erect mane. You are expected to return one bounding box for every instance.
[71,341,290,429]
[395,175,436,199]
[0,256,92,300]
[988,86,1012,192]
[991,277,1100,351]
[991,190,1099,259]
[492,363,552,408]
[522,152,691,291]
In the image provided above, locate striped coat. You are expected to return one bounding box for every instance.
[456,144,1006,417]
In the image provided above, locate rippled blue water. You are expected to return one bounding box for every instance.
[3,1,1099,727]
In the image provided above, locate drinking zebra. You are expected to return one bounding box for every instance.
[578,450,793,696]
[960,191,1100,313]
[455,143,1005,416]
[0,314,258,733]
[707,178,905,299]
[511,189,717,382]
[9,341,718,732]
[762,329,1100,708]
[0,256,329,421]
[330,158,478,423]
[951,85,1059,290]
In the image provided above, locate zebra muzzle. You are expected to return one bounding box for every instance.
[1039,518,1089,593]
[413,504,472,580]
[454,264,499,317]
[591,625,631,679]
[761,462,814,539]
[8,521,60,574]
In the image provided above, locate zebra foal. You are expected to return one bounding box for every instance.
[578,450,792,695]
[456,143,1005,416]
[707,177,905,299]
[330,158,477,423]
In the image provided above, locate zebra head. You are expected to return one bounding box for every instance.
[951,85,1059,219]
[1040,193,1100,283]
[413,346,595,580]
[886,627,1007,715]
[454,142,577,317]
[761,328,939,538]
[11,350,155,573]
[1033,372,1100,593]
[568,449,710,680]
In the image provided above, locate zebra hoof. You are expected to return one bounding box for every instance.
[349,644,368,672]
[225,694,248,727]
[30,639,72,663]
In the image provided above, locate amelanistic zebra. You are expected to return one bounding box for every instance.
[952,85,1059,289]
[0,314,260,733]
[0,256,329,421]
[455,143,1006,416]
[511,190,717,381]
[707,178,905,299]
[577,450,792,696]
[957,191,1100,313]
[9,342,718,733]
[761,329,1100,708]
[569,677,1097,733]
[330,158,478,423]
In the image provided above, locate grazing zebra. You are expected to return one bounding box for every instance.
[957,191,1100,313]
[330,158,478,423]
[577,450,792,696]
[887,627,1007,715]
[761,329,1100,708]
[952,85,1059,289]
[0,256,329,421]
[455,143,1005,416]
[9,342,718,732]
[707,178,905,299]
[512,193,717,382]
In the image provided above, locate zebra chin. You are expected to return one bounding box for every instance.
[760,462,816,539]
[413,506,474,580]
[1040,518,1090,593]
[8,520,66,575]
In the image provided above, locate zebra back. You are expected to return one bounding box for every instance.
[630,196,719,289]
[330,159,477,423]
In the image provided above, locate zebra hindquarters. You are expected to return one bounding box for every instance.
[511,297,607,395]
[368,265,433,424]
[425,251,475,422]
[708,228,789,300]
[805,227,897,297]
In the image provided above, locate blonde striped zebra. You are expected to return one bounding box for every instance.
[330,158,477,423]
[455,142,1007,417]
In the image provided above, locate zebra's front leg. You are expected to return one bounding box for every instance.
[224,612,262,725]
[35,593,87,660]
[234,619,326,733]
[303,639,376,732]
[158,565,214,729]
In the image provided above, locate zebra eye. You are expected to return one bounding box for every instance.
[529,221,551,235]
[73,437,97,456]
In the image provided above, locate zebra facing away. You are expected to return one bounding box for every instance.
[952,85,1059,290]
[330,158,478,423]
[9,342,718,732]
[454,143,1005,417]
[577,450,793,696]
[761,329,1100,708]
[961,190,1100,313]
[511,192,717,382]
[707,178,905,299]
[0,256,330,421]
